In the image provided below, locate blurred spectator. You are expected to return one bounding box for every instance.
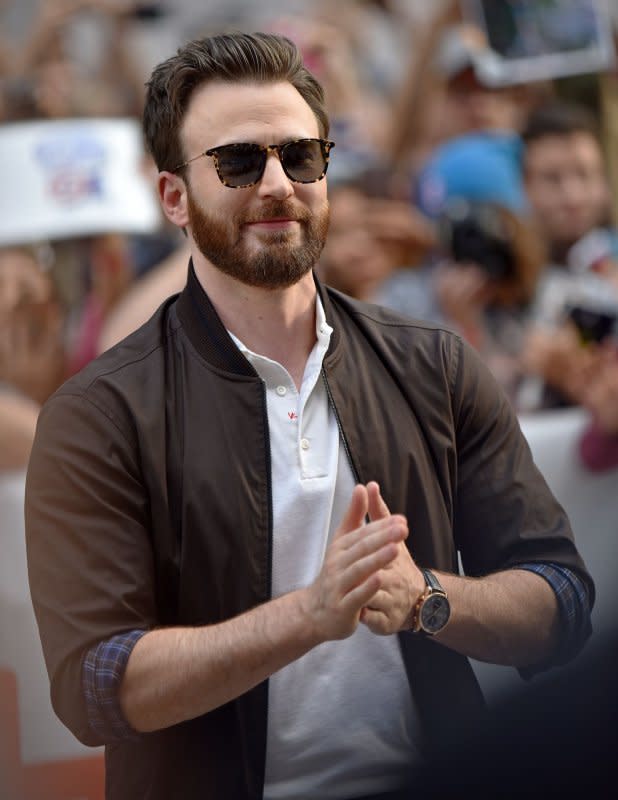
[415,130,527,219]
[64,233,135,374]
[0,247,66,469]
[6,0,146,122]
[303,0,432,108]
[98,241,189,352]
[523,309,618,473]
[0,247,65,404]
[517,101,618,410]
[376,132,545,403]
[522,102,613,264]
[433,24,536,136]
[317,181,435,301]
[386,4,547,181]
[578,346,618,472]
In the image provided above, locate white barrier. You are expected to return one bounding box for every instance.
[0,469,97,764]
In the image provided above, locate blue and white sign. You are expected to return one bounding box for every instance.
[0,118,161,245]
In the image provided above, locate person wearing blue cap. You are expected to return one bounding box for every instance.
[376,130,544,405]
[415,131,527,220]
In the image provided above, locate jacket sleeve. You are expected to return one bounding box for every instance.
[449,336,595,610]
[25,390,157,746]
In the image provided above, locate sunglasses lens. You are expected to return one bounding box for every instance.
[211,140,331,187]
[282,140,327,183]
[216,144,265,187]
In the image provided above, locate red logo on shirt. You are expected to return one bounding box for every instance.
[288,411,298,420]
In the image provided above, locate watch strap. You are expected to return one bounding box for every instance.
[422,568,446,595]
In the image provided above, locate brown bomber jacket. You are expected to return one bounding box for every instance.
[25,262,593,799]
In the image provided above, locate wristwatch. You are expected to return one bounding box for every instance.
[411,569,451,635]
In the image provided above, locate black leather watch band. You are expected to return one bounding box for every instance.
[422,568,445,594]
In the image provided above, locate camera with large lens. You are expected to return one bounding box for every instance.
[567,302,618,344]
[437,199,515,281]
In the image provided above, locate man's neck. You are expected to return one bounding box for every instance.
[192,256,318,389]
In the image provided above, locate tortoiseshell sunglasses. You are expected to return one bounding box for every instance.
[173,138,335,188]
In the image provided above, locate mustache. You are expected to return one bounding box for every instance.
[239,202,310,225]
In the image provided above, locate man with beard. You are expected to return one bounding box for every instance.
[25,33,593,800]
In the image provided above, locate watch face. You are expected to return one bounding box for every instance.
[420,594,451,633]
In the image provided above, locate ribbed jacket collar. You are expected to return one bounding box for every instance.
[175,258,341,372]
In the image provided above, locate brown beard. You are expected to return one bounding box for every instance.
[186,189,330,290]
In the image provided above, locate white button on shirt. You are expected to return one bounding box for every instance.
[228,297,420,800]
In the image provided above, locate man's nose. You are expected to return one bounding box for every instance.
[256,151,294,200]
[560,173,586,204]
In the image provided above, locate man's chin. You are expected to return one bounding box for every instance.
[245,227,302,249]
[241,242,305,272]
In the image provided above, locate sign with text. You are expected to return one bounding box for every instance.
[0,118,161,246]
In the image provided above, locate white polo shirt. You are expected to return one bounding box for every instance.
[230,298,421,800]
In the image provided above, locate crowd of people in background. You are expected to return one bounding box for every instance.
[2,0,618,474]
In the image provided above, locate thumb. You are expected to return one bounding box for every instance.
[367,481,390,521]
[334,484,368,539]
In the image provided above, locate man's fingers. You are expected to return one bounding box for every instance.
[333,484,368,540]
[338,563,389,616]
[337,516,407,563]
[362,589,389,612]
[338,540,399,598]
[359,606,393,636]
[367,481,390,521]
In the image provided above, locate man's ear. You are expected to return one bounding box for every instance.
[158,171,190,229]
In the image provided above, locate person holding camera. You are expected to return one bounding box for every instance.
[25,32,593,800]
[517,102,618,411]
[376,131,545,406]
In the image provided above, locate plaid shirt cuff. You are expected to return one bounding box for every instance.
[515,562,592,678]
[82,629,147,741]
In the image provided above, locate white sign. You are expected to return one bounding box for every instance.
[0,118,161,246]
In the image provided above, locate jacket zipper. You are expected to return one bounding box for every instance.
[261,380,274,600]
[321,367,362,485]
[260,377,273,800]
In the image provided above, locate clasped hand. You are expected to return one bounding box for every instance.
[305,482,424,642]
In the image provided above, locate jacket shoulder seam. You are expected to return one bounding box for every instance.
[45,391,141,474]
[349,308,455,336]
[81,337,172,392]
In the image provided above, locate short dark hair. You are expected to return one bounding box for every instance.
[143,32,329,173]
[521,102,601,147]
